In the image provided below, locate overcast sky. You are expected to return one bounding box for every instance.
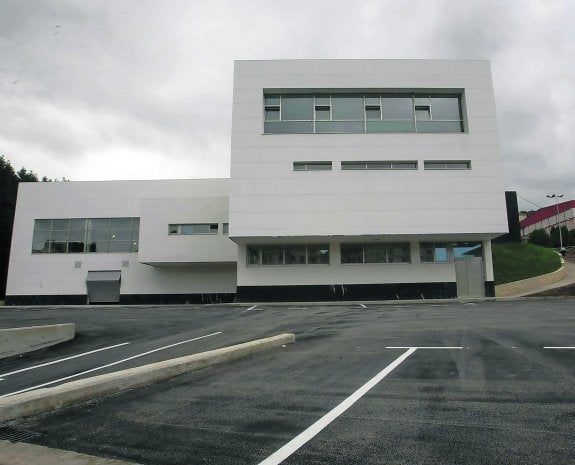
[1,0,573,211]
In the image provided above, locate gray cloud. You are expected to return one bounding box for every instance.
[0,0,573,209]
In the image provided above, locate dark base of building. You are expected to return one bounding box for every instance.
[4,282,495,305]
[237,282,459,302]
[4,293,236,306]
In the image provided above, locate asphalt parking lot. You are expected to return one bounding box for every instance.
[2,299,575,464]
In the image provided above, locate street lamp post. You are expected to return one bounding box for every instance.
[546,194,565,252]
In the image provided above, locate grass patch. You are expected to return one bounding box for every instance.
[492,242,561,285]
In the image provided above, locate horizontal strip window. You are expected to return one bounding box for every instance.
[341,243,410,264]
[169,223,218,235]
[293,161,332,171]
[424,160,471,170]
[264,92,463,134]
[420,242,482,262]
[341,160,417,170]
[32,217,139,254]
[247,244,330,266]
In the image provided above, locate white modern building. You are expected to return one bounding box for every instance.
[5,59,508,305]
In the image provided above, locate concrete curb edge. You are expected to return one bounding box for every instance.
[0,333,295,422]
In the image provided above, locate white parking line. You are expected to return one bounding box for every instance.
[386,346,464,349]
[246,305,258,311]
[258,348,417,465]
[543,347,575,349]
[0,332,221,398]
[0,342,131,378]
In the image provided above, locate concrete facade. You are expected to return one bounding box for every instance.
[5,59,508,304]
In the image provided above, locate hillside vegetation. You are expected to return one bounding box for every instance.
[492,242,562,285]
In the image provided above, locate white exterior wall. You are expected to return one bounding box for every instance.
[229,59,508,239]
[7,180,237,298]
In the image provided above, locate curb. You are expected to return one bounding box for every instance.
[495,265,566,297]
[0,324,75,359]
[0,333,295,422]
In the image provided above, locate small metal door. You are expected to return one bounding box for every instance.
[86,270,121,303]
[455,258,484,297]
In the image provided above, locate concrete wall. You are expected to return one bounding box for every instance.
[0,324,75,359]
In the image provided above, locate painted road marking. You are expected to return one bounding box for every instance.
[386,346,464,349]
[358,304,367,308]
[246,305,258,311]
[0,332,221,398]
[543,347,575,349]
[258,348,417,465]
[0,342,131,378]
[288,308,308,310]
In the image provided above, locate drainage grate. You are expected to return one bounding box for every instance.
[0,425,43,442]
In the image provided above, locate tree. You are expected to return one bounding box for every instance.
[528,228,552,248]
[0,156,55,299]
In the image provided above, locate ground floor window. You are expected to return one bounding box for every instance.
[421,242,482,262]
[247,244,330,265]
[341,243,410,264]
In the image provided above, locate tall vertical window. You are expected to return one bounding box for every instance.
[32,218,139,254]
[264,92,463,134]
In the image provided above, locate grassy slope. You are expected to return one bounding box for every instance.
[492,242,562,285]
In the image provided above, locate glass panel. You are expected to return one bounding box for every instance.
[415,106,431,121]
[364,243,387,263]
[307,244,329,264]
[264,121,314,133]
[51,219,70,230]
[416,121,463,133]
[50,230,68,241]
[315,121,365,133]
[424,162,445,170]
[261,245,283,265]
[68,230,86,242]
[391,162,417,170]
[131,241,139,252]
[69,218,87,230]
[365,106,381,120]
[366,120,415,133]
[388,243,410,263]
[294,162,331,171]
[108,241,133,252]
[414,94,430,105]
[265,107,280,121]
[110,217,133,229]
[67,241,85,253]
[132,229,140,241]
[209,224,218,234]
[431,96,461,120]
[364,94,380,105]
[281,95,313,120]
[366,161,392,170]
[247,246,260,265]
[264,95,280,106]
[34,219,52,231]
[87,230,109,241]
[341,244,363,264]
[87,241,108,253]
[169,224,179,234]
[284,245,306,265]
[331,94,364,120]
[132,218,140,228]
[223,223,229,234]
[33,230,51,243]
[109,229,132,241]
[315,96,330,106]
[433,246,448,262]
[420,243,436,262]
[453,242,482,258]
[382,95,413,119]
[32,242,49,253]
[446,162,470,169]
[88,218,109,229]
[315,106,330,121]
[181,224,209,234]
[341,162,367,170]
[49,241,67,253]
